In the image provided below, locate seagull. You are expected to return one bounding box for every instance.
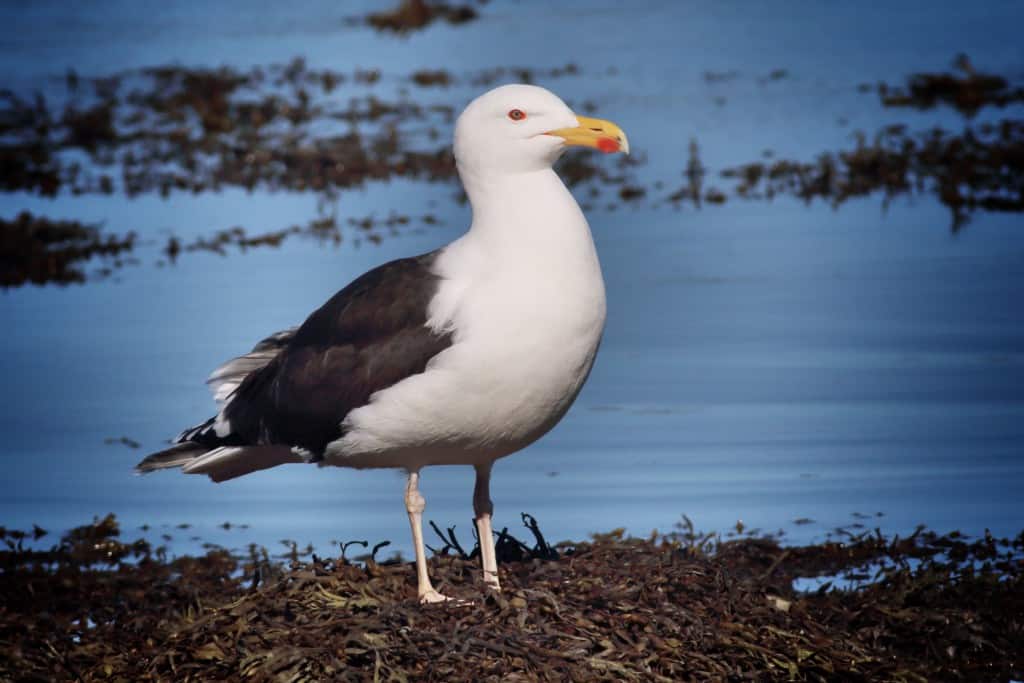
[137,84,629,603]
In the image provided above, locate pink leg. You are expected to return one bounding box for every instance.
[405,470,449,604]
[473,463,501,592]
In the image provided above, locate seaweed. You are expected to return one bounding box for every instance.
[4,56,1024,290]
[1,515,1020,681]
[877,54,1024,117]
[0,60,591,204]
[716,120,1024,230]
[365,0,479,34]
[0,211,136,287]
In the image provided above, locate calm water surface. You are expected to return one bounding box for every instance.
[1,1,1022,557]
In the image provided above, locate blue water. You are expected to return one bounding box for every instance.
[2,1,1023,559]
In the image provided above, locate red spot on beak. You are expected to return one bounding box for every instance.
[596,137,620,154]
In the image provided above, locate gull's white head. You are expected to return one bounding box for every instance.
[454,84,629,177]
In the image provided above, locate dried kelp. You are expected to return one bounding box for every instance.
[0,60,600,285]
[0,211,135,287]
[4,56,1024,290]
[716,120,1024,230]
[876,54,1024,117]
[1,515,1020,681]
[0,59,587,202]
[364,0,478,34]
[162,212,438,259]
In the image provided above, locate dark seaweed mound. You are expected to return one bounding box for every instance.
[1,515,1021,681]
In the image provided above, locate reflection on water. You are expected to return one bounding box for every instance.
[4,52,1023,285]
[0,59,598,284]
[0,1,1023,559]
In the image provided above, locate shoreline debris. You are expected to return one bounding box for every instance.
[1,514,1020,680]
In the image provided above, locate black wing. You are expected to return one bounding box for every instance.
[220,251,453,456]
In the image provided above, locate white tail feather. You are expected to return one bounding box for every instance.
[207,328,296,404]
[207,353,275,402]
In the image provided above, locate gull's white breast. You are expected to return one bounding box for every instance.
[326,170,606,469]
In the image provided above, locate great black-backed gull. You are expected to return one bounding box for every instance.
[137,84,629,603]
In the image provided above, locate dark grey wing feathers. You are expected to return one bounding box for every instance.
[220,251,452,456]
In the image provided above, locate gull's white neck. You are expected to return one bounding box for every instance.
[431,164,607,344]
[458,166,599,267]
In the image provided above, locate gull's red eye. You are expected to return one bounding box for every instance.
[507,109,526,121]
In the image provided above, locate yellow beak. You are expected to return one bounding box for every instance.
[546,115,630,155]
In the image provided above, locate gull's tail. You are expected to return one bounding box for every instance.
[135,417,303,483]
[134,442,208,472]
